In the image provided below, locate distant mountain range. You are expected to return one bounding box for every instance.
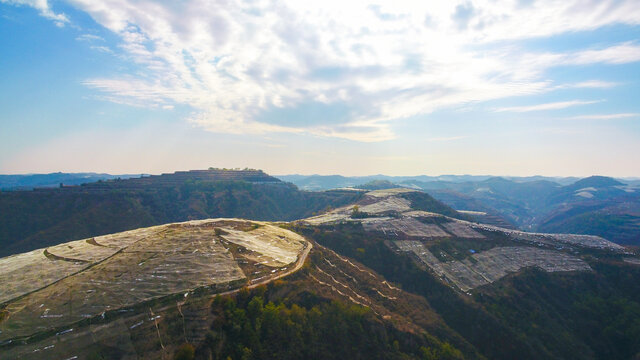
[3,172,636,191]
[277,174,640,245]
[2,171,639,246]
[276,174,640,191]
[0,172,143,190]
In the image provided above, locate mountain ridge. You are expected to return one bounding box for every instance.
[3,187,637,359]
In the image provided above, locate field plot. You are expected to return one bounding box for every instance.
[440,261,489,290]
[0,219,308,343]
[547,233,625,250]
[469,223,625,251]
[221,224,306,266]
[441,222,485,239]
[470,247,590,282]
[394,240,445,273]
[366,218,450,238]
[1,230,244,340]
[404,210,442,218]
[46,238,120,262]
[366,188,416,198]
[303,212,351,225]
[92,226,165,248]
[0,249,88,304]
[0,227,169,305]
[301,189,421,226]
[393,241,590,291]
[359,196,411,214]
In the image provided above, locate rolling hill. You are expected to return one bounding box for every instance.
[0,169,362,257]
[3,187,639,359]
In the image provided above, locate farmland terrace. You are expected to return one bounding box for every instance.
[393,241,590,291]
[302,188,625,250]
[300,188,626,292]
[0,219,310,347]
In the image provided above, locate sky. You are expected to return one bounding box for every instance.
[1,0,640,176]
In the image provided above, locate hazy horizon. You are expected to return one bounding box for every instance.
[2,169,640,181]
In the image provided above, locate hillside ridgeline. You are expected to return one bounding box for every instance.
[0,169,362,257]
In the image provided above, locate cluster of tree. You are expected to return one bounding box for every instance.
[196,288,463,360]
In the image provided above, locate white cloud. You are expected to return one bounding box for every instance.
[566,113,639,120]
[76,34,104,42]
[89,45,112,53]
[18,0,640,141]
[556,80,620,89]
[568,42,640,65]
[1,0,69,26]
[495,100,601,113]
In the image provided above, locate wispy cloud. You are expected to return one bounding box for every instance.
[555,80,620,89]
[495,100,601,113]
[565,113,639,120]
[8,0,640,141]
[89,45,113,53]
[76,34,104,42]
[1,0,69,26]
[568,42,640,65]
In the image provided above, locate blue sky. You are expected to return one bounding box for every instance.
[1,0,640,176]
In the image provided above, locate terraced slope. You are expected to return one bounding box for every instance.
[0,219,310,347]
[301,188,624,292]
[0,219,479,360]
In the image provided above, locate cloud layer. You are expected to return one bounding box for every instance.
[1,0,69,26]
[495,100,602,113]
[13,0,640,141]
